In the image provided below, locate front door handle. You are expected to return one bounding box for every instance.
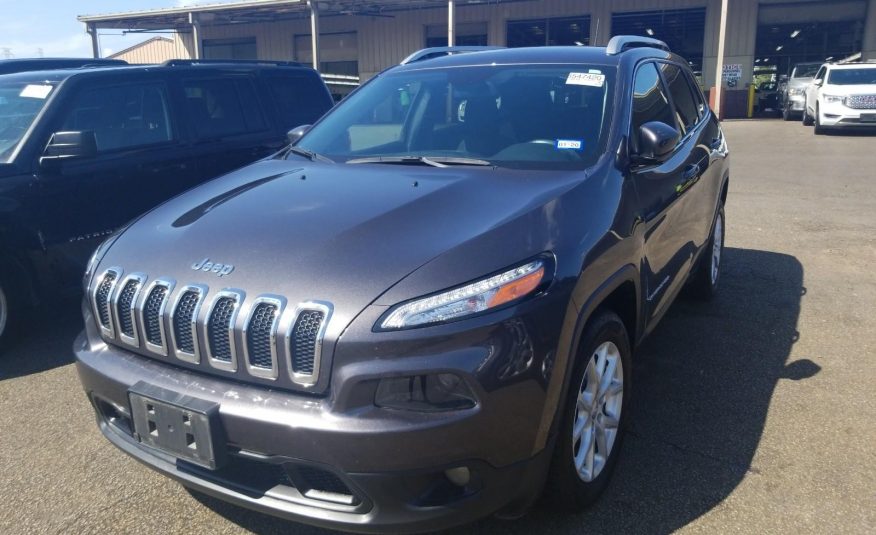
[682,164,701,181]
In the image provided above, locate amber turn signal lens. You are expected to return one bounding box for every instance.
[487,266,545,308]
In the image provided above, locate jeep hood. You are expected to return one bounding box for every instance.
[99,158,583,329]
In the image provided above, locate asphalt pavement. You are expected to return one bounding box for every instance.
[1,120,874,534]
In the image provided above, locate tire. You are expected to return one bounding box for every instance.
[782,104,793,121]
[802,102,814,126]
[689,204,725,301]
[814,104,826,135]
[545,310,632,511]
[0,273,18,353]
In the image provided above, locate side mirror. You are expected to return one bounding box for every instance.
[286,124,311,145]
[779,75,789,82]
[634,121,680,163]
[812,79,824,87]
[40,130,97,167]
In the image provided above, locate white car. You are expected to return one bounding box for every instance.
[803,63,876,134]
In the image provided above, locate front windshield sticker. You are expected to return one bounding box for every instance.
[556,139,584,151]
[19,84,52,99]
[566,72,605,88]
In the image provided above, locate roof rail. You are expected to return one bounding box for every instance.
[161,59,304,67]
[606,35,670,56]
[400,46,505,65]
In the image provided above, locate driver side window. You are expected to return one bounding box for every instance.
[631,63,676,153]
[814,67,826,82]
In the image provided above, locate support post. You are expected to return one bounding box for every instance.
[86,23,100,59]
[713,0,729,119]
[308,0,320,71]
[448,0,455,47]
[189,13,203,59]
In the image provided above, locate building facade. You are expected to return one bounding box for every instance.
[81,0,876,99]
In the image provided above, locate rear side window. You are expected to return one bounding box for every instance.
[659,63,700,133]
[631,62,676,150]
[183,77,267,139]
[61,82,173,152]
[265,74,332,131]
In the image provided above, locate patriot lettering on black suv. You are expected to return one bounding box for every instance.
[76,37,729,533]
[0,60,333,347]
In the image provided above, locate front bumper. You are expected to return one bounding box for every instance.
[787,95,805,112]
[818,101,876,127]
[75,289,564,533]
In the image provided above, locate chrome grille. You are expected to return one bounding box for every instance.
[290,309,325,377]
[245,301,280,375]
[92,267,331,391]
[846,95,876,110]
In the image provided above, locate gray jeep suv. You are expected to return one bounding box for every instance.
[76,37,729,533]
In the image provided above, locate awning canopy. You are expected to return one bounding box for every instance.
[78,0,528,31]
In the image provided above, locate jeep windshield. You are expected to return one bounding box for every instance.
[296,64,616,170]
[0,80,55,162]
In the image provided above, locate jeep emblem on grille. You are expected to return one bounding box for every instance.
[191,258,234,277]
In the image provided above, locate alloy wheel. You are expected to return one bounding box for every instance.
[572,341,624,482]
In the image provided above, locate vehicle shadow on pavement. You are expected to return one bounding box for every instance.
[186,247,817,535]
[0,297,81,380]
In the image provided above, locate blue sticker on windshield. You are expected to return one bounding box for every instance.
[556,139,584,151]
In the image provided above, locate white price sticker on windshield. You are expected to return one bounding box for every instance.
[566,72,605,88]
[20,84,52,99]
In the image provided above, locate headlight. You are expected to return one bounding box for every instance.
[789,88,805,96]
[823,94,844,104]
[379,258,548,330]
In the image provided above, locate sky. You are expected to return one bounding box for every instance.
[0,0,212,59]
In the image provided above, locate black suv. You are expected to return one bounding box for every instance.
[75,37,729,532]
[0,61,333,345]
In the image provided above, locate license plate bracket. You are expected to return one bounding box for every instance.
[129,381,226,470]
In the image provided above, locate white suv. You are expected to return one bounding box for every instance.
[803,63,876,134]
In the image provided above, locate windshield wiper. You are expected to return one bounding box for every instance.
[284,146,333,163]
[346,156,493,167]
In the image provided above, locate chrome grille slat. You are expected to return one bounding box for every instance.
[92,268,122,338]
[243,296,285,380]
[139,278,175,357]
[205,290,244,372]
[286,302,332,386]
[169,285,207,364]
[113,274,146,347]
[846,94,876,110]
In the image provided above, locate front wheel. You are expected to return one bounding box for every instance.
[545,310,631,511]
[0,278,14,352]
[814,104,827,135]
[688,204,725,300]
[802,102,814,126]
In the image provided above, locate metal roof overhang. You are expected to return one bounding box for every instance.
[78,0,533,31]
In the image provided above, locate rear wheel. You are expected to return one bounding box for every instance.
[545,310,631,511]
[0,277,15,352]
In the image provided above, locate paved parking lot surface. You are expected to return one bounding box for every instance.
[1,121,874,534]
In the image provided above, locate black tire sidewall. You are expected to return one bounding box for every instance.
[547,311,632,510]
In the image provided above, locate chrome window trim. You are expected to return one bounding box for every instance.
[241,295,286,380]
[138,278,176,357]
[204,289,245,373]
[92,267,123,339]
[113,273,147,348]
[284,301,332,387]
[169,284,208,364]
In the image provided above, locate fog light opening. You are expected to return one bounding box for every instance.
[445,466,471,487]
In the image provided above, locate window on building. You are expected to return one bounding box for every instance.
[425,22,488,47]
[61,82,173,152]
[202,38,257,60]
[659,63,700,132]
[631,63,676,152]
[612,9,706,76]
[182,77,267,139]
[507,16,590,47]
[755,17,865,77]
[294,32,359,76]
